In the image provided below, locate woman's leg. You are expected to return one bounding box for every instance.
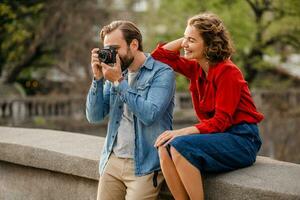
[170,146,204,200]
[158,146,189,200]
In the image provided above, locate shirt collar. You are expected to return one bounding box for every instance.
[122,53,153,77]
[198,66,205,80]
[207,66,214,81]
[199,62,220,82]
[141,53,154,70]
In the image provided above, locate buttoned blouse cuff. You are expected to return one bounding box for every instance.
[194,122,210,134]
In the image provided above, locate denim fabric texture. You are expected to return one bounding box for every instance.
[170,123,262,173]
[86,55,175,176]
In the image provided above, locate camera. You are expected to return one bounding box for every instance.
[98,46,117,64]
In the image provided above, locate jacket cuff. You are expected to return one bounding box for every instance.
[91,78,104,93]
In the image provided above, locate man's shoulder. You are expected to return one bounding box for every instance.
[148,55,174,72]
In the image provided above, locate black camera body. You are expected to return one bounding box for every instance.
[98,46,117,64]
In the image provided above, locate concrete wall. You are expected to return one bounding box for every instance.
[1,127,300,200]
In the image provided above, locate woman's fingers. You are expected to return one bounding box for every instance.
[155,131,173,147]
[154,131,168,146]
[163,137,175,147]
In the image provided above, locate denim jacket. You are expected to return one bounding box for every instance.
[86,55,175,176]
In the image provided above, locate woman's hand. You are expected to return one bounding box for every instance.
[162,38,184,52]
[154,126,199,148]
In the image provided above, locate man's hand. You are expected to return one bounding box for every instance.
[100,54,122,82]
[91,48,103,80]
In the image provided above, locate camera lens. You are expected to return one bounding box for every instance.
[99,50,111,62]
[98,46,116,64]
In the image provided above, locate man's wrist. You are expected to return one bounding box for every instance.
[113,76,124,87]
[94,75,102,81]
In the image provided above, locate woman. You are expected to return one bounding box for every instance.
[153,12,264,200]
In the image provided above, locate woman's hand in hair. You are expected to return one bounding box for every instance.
[161,38,184,52]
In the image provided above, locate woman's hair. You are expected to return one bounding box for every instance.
[188,12,234,63]
[100,20,143,51]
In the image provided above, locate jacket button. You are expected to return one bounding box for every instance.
[116,121,119,124]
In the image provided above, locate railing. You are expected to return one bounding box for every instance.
[1,89,300,124]
[251,89,300,111]
[0,96,85,125]
[0,93,195,125]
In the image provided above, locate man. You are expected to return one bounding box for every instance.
[86,20,175,200]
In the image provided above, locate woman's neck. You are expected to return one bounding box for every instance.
[198,58,210,76]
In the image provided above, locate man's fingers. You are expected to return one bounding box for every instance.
[100,62,110,69]
[92,54,99,59]
[92,62,100,68]
[116,54,121,64]
[91,48,99,53]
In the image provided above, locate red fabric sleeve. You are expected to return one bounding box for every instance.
[151,44,198,79]
[194,66,244,133]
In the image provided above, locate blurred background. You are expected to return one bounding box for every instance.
[1,0,300,164]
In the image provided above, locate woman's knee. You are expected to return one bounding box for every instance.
[158,146,171,164]
[170,146,184,163]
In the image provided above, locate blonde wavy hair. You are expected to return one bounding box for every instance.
[188,12,235,63]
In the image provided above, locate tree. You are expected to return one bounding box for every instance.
[0,0,45,83]
[0,0,145,94]
[241,0,300,84]
[138,0,300,89]
[0,0,119,93]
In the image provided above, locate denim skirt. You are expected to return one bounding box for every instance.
[169,123,262,173]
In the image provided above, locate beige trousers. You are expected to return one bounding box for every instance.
[96,154,164,200]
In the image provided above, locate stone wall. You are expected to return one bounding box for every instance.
[1,127,300,200]
[2,90,300,164]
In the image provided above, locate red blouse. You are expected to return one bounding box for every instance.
[151,45,264,133]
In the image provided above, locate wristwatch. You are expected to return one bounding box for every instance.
[113,76,124,87]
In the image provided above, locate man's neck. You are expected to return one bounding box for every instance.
[128,51,146,72]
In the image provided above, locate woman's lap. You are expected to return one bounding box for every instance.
[169,123,262,173]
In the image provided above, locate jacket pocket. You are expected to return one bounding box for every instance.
[136,83,151,98]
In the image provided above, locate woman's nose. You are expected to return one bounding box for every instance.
[181,39,188,48]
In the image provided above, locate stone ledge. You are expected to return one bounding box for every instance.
[0,126,103,180]
[204,157,300,199]
[1,126,300,199]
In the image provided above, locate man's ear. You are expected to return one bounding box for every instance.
[130,39,139,51]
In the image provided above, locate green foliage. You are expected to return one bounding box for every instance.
[142,0,206,51]
[251,71,295,90]
[1,0,300,91]
[175,74,189,92]
[0,1,44,67]
[33,116,47,126]
[139,0,300,90]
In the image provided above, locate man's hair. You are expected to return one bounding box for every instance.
[188,12,234,63]
[100,20,143,51]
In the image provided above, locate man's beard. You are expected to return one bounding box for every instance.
[119,48,134,72]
